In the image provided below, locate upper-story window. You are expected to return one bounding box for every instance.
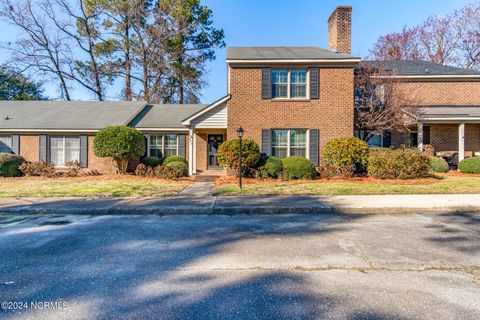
[272,69,307,99]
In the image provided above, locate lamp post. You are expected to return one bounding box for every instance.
[237,127,244,190]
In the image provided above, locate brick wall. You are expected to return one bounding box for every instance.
[227,66,354,161]
[398,81,480,106]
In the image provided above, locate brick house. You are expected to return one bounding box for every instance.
[1,6,479,174]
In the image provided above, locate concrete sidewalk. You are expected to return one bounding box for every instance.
[0,194,480,215]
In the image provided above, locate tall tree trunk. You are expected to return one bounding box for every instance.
[124,20,132,101]
[178,74,184,104]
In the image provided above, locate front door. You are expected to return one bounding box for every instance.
[207,134,224,168]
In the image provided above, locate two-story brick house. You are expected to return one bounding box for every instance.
[1,6,479,174]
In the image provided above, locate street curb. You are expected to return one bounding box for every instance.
[1,204,480,215]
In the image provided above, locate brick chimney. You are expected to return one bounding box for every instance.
[328,6,352,54]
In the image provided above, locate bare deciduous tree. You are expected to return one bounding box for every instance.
[354,62,420,142]
[0,0,72,100]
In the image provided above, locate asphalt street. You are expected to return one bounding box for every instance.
[0,212,479,319]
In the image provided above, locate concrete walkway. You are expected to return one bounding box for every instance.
[178,181,215,197]
[0,194,480,215]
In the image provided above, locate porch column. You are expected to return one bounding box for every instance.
[188,128,194,176]
[459,123,465,162]
[417,122,424,152]
[193,131,197,174]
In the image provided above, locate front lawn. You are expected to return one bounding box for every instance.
[213,173,480,196]
[0,175,189,197]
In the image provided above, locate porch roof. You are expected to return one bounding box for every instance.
[411,106,480,122]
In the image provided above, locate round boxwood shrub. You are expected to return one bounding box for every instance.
[0,154,25,177]
[428,156,449,173]
[255,156,283,178]
[166,161,188,177]
[162,155,188,166]
[368,148,429,179]
[323,137,369,170]
[281,156,316,180]
[142,156,162,168]
[217,138,260,176]
[94,126,145,174]
[458,157,480,174]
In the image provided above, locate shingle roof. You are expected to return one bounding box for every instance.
[365,60,480,76]
[227,46,359,61]
[413,106,480,120]
[131,104,207,129]
[0,101,147,130]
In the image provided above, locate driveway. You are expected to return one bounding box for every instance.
[0,212,479,320]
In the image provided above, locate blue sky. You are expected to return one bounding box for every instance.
[0,0,473,102]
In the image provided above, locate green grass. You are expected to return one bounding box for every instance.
[0,176,189,197]
[214,175,480,196]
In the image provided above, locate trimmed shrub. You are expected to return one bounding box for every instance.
[217,138,260,176]
[323,137,369,171]
[316,164,354,179]
[135,163,149,176]
[162,155,188,166]
[66,160,82,177]
[166,161,188,177]
[19,161,55,177]
[142,156,162,168]
[368,148,429,179]
[0,154,25,177]
[428,156,449,173]
[94,126,145,174]
[281,156,316,180]
[458,157,480,174]
[154,165,182,180]
[254,156,283,178]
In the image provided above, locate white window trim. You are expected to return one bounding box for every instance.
[148,134,179,157]
[50,135,80,167]
[272,69,309,100]
[272,129,309,159]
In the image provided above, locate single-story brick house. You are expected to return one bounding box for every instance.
[1,6,479,174]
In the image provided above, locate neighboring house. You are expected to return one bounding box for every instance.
[1,6,479,174]
[361,60,480,162]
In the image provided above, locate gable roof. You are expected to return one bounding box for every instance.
[227,46,359,62]
[182,95,230,126]
[365,60,480,76]
[131,103,207,129]
[0,101,147,131]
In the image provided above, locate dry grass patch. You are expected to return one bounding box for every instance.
[213,173,480,196]
[0,175,190,197]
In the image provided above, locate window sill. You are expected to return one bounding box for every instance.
[271,98,310,102]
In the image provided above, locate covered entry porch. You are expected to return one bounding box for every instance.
[182,95,230,175]
[416,106,480,164]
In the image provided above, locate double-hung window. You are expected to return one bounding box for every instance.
[271,129,307,159]
[49,136,80,166]
[272,69,307,99]
[290,70,307,98]
[0,135,12,153]
[149,134,178,157]
[272,70,288,98]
